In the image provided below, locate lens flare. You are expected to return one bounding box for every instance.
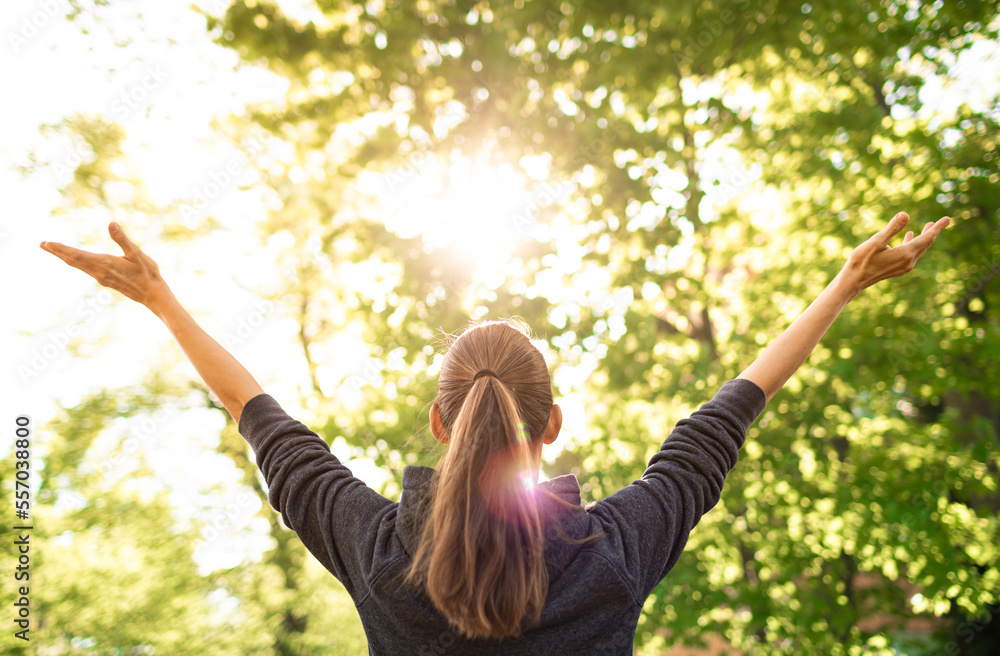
[517,469,537,490]
[477,441,541,526]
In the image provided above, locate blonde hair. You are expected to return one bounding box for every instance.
[404,320,602,639]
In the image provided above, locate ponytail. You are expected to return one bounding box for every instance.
[405,320,604,639]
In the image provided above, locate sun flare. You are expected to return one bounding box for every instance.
[368,151,550,276]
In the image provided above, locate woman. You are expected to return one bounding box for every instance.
[40,211,950,654]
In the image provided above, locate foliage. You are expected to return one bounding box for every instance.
[21,0,1000,654]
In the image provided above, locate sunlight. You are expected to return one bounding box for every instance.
[439,176,520,258]
[370,151,541,278]
[517,469,537,490]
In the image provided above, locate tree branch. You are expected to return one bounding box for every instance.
[296,293,325,400]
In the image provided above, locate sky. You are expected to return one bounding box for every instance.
[1,0,320,573]
[1,0,998,575]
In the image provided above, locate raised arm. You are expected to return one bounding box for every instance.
[737,211,951,404]
[40,222,264,422]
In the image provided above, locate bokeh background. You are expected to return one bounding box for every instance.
[2,1,999,654]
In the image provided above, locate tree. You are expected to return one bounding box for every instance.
[203,0,1000,653]
[19,111,369,654]
[21,0,999,653]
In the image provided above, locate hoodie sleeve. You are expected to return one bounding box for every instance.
[590,378,766,601]
[237,393,395,599]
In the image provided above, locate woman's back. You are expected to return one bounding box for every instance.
[363,467,640,655]
[237,373,766,654]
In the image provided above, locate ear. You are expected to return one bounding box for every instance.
[542,403,562,445]
[430,403,449,444]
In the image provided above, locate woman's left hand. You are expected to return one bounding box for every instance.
[41,222,171,310]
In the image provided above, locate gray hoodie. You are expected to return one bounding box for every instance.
[238,377,767,655]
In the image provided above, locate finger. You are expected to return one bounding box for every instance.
[39,241,108,277]
[924,216,950,237]
[873,211,909,249]
[108,222,140,258]
[40,241,98,264]
[900,217,950,253]
[903,230,914,244]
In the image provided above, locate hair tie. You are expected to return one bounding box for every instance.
[473,368,499,381]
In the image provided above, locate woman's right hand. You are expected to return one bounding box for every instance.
[840,211,951,297]
[40,222,173,312]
